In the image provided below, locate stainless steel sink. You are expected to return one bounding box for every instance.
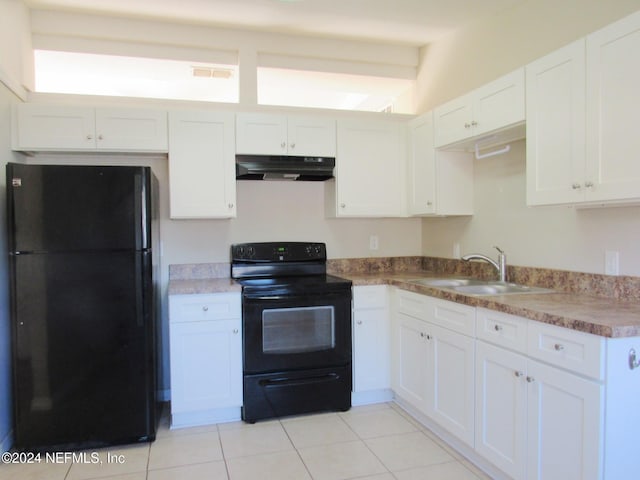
[408,278,554,296]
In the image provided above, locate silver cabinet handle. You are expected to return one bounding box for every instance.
[228,203,234,209]
[572,183,582,190]
[494,324,503,332]
[426,201,433,206]
[471,120,478,127]
[526,376,535,383]
[357,320,363,325]
[554,343,564,351]
[464,123,471,129]
[202,306,209,312]
[585,181,594,188]
[290,143,295,149]
[281,141,286,149]
[514,371,524,378]
[340,203,346,209]
[86,134,93,140]
[420,332,426,338]
[233,328,239,334]
[98,134,104,140]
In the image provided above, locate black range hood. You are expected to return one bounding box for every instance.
[236,155,335,181]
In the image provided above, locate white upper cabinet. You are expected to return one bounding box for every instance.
[13,104,168,152]
[326,119,405,217]
[407,112,473,216]
[527,10,640,206]
[236,113,336,156]
[168,111,236,219]
[434,69,525,148]
[585,10,640,203]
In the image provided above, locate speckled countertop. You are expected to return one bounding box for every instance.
[343,271,640,338]
[167,258,640,339]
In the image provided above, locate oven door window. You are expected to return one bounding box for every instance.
[262,306,335,354]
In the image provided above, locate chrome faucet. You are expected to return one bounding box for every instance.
[462,246,507,282]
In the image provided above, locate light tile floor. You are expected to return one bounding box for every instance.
[0,403,493,480]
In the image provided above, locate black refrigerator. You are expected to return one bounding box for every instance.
[6,163,159,451]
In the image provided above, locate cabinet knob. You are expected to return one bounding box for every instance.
[290,143,295,149]
[202,306,209,312]
[464,123,471,129]
[357,320,363,325]
[554,343,564,351]
[514,371,524,378]
[471,121,478,127]
[494,324,503,332]
[98,134,104,141]
[86,134,93,140]
[526,376,535,383]
[340,203,346,209]
[426,201,433,207]
[281,141,286,149]
[572,183,582,190]
[426,334,432,340]
[233,328,239,334]
[228,203,234,209]
[420,332,426,338]
[584,181,594,188]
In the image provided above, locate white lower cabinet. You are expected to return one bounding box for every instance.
[393,290,476,447]
[169,293,242,427]
[352,285,392,405]
[475,308,603,480]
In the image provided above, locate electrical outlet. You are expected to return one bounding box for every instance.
[605,250,619,276]
[369,235,379,251]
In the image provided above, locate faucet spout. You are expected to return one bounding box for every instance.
[461,246,507,282]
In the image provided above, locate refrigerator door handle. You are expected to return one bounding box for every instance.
[134,173,148,251]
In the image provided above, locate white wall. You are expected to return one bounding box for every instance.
[0,0,33,97]
[418,0,640,276]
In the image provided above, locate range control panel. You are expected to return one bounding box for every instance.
[231,242,326,263]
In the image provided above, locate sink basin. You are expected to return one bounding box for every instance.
[409,278,485,288]
[451,282,554,296]
[408,278,554,296]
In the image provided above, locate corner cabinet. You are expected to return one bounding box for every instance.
[13,104,168,152]
[236,113,336,156]
[352,285,392,405]
[168,111,236,219]
[326,119,406,217]
[407,112,473,216]
[527,10,640,206]
[168,293,242,428]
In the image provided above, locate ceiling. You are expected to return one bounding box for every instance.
[24,0,526,46]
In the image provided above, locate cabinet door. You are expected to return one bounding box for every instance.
[287,116,336,157]
[169,319,242,413]
[475,341,527,480]
[427,324,475,447]
[434,94,473,147]
[14,104,96,150]
[168,111,236,219]
[353,306,390,392]
[393,312,429,412]
[526,360,603,480]
[473,68,525,137]
[95,108,167,152]
[235,113,287,155]
[585,10,640,202]
[333,119,405,217]
[407,113,437,215]
[526,40,586,206]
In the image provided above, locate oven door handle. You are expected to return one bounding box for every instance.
[243,292,349,301]
[259,373,341,388]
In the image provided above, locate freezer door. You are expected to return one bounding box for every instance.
[11,251,156,450]
[6,163,152,252]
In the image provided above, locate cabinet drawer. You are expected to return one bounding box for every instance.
[430,298,476,337]
[476,308,528,352]
[353,285,388,309]
[395,289,430,321]
[169,293,241,323]
[527,322,604,380]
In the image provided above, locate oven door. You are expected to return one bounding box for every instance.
[242,290,351,374]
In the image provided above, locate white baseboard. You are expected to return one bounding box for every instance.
[352,388,394,406]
